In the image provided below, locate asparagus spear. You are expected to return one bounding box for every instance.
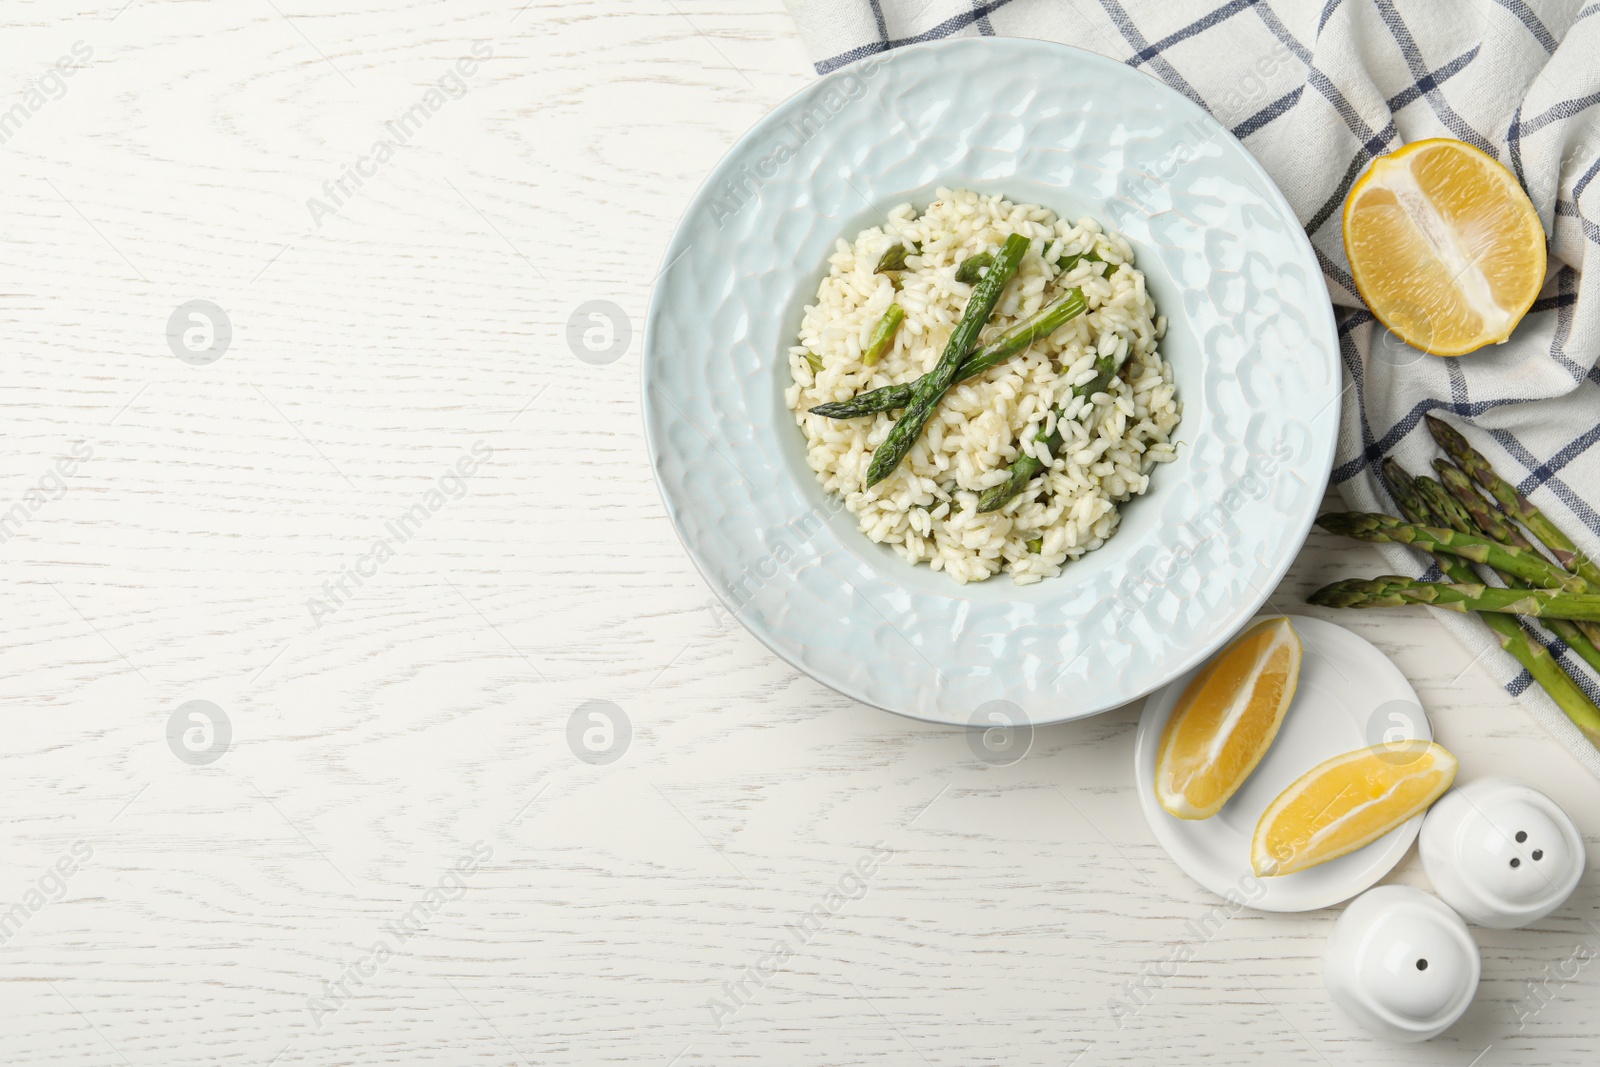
[875,242,910,273]
[947,241,1100,289]
[809,288,1087,419]
[1316,513,1590,593]
[864,234,1029,487]
[1380,462,1600,743]
[1309,575,1600,623]
[1433,459,1543,555]
[942,241,1106,288]
[1056,249,1104,273]
[861,304,904,367]
[1487,625,1600,746]
[1413,477,1475,536]
[1426,414,1600,584]
[958,245,1101,286]
[976,422,1060,514]
[1381,459,1427,525]
[954,252,993,284]
[1488,577,1600,679]
[1385,469,1478,576]
[974,349,1125,514]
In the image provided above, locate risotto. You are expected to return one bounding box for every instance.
[785,188,1181,585]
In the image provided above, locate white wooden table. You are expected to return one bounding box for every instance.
[3,3,1596,1064]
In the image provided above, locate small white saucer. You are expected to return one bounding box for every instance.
[1133,615,1432,912]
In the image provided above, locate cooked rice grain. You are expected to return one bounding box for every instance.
[786,189,1180,585]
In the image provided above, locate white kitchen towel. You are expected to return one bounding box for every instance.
[783,0,1600,777]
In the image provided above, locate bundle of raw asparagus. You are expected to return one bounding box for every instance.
[1308,415,1600,750]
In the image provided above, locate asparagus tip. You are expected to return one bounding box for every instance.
[1424,412,1469,453]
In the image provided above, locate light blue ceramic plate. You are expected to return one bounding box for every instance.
[643,37,1339,727]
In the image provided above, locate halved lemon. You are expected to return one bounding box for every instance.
[1252,741,1457,877]
[1343,138,1546,356]
[1155,617,1302,820]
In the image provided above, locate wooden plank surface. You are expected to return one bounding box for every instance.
[1,2,1595,1063]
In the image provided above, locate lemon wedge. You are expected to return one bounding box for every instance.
[1155,617,1302,820]
[1253,741,1457,877]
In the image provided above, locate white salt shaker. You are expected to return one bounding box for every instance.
[1419,777,1585,929]
[1323,885,1479,1042]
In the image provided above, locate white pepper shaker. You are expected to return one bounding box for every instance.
[1419,777,1585,929]
[1323,884,1479,1042]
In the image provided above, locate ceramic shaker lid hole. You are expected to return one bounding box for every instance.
[1461,800,1566,902]
[1324,885,1480,1042]
[1358,910,1475,1020]
[1420,777,1586,929]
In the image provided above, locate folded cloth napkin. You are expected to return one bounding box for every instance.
[783,0,1600,777]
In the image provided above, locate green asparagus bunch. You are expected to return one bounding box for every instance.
[1314,513,1588,592]
[1315,420,1600,751]
[1431,439,1600,655]
[1427,414,1600,585]
[1386,463,1600,677]
[1378,461,1600,739]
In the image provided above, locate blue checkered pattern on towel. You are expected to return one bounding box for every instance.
[782,0,1600,775]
